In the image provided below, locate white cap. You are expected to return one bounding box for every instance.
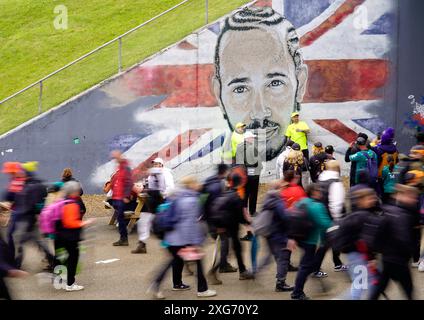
[152,157,164,165]
[244,131,256,139]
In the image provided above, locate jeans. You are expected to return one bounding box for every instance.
[154,245,208,293]
[258,238,291,280]
[113,200,127,239]
[314,244,343,271]
[344,251,378,300]
[370,260,413,300]
[292,243,317,296]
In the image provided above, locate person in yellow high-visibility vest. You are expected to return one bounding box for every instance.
[222,122,246,164]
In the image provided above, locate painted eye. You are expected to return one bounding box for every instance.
[233,86,248,94]
[269,80,284,87]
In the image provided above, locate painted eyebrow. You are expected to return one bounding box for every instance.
[266,72,288,78]
[227,77,249,86]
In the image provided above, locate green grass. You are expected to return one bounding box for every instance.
[0,0,251,134]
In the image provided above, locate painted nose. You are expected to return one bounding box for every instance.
[250,92,271,127]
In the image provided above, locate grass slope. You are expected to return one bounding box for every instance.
[0,0,250,134]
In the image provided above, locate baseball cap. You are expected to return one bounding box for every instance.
[235,122,246,129]
[292,143,301,151]
[152,157,164,165]
[314,142,323,148]
[356,137,367,146]
[291,112,300,118]
[21,161,38,173]
[325,145,334,154]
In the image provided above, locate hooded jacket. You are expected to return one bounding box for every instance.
[261,190,289,243]
[164,188,206,246]
[318,170,345,220]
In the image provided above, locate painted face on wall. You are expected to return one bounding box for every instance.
[214,8,308,161]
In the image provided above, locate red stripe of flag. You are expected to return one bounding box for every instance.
[132,128,210,181]
[300,0,366,47]
[313,119,358,143]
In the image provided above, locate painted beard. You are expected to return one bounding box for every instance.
[246,119,283,161]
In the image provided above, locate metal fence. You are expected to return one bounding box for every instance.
[0,0,253,123]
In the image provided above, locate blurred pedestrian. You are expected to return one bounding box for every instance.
[56,181,94,291]
[381,155,399,203]
[61,168,86,216]
[349,136,378,189]
[150,176,216,299]
[280,170,306,209]
[276,140,294,179]
[283,143,307,187]
[345,133,369,187]
[309,142,331,183]
[110,150,133,246]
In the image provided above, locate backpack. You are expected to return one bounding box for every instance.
[151,199,178,240]
[209,191,234,228]
[286,202,314,242]
[39,199,74,235]
[362,151,378,181]
[378,152,398,178]
[326,213,360,253]
[252,209,274,237]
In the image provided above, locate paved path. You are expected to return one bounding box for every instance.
[5,216,424,300]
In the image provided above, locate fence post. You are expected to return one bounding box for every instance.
[38,81,43,114]
[118,37,122,73]
[205,0,208,24]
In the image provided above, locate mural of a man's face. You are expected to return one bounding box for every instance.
[214,8,308,160]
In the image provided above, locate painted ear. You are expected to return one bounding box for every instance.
[296,64,308,103]
[213,76,226,118]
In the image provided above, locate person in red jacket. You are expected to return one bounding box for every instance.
[280,170,307,209]
[110,150,133,246]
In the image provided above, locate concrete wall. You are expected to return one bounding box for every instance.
[1,0,420,194]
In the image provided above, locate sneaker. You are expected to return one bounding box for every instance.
[275,280,294,292]
[219,264,238,273]
[288,264,299,272]
[197,289,217,298]
[113,238,129,246]
[207,272,223,285]
[418,260,424,272]
[334,265,349,272]
[239,270,255,280]
[65,283,84,291]
[131,241,146,254]
[240,233,253,241]
[146,283,165,299]
[411,261,420,268]
[172,284,191,291]
[291,292,310,300]
[312,271,328,278]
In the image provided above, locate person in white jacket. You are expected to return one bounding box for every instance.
[275,140,294,179]
[315,160,348,273]
[132,157,174,254]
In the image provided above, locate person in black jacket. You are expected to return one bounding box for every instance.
[0,237,28,300]
[202,164,238,284]
[309,142,331,183]
[211,172,254,281]
[8,168,52,270]
[345,132,368,187]
[256,181,295,292]
[370,184,419,300]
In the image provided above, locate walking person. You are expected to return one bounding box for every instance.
[55,181,95,291]
[110,150,133,246]
[349,136,379,189]
[132,158,168,254]
[236,131,264,240]
[291,184,332,300]
[314,160,348,274]
[370,184,419,300]
[149,176,216,299]
[256,181,295,292]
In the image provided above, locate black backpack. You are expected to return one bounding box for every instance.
[286,202,314,242]
[209,191,234,228]
[326,213,361,253]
